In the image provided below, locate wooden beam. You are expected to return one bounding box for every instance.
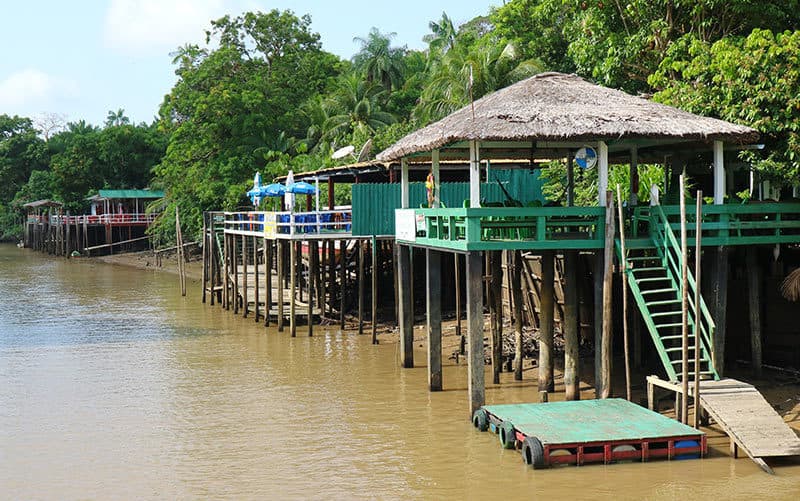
[466,251,485,416]
[601,191,615,398]
[427,249,442,391]
[564,250,580,401]
[747,248,762,378]
[398,244,414,368]
[539,251,555,393]
[512,250,524,381]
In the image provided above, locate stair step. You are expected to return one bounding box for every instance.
[660,334,696,340]
[641,288,678,295]
[650,310,682,318]
[665,347,702,353]
[631,267,664,273]
[655,322,683,329]
[637,277,671,283]
[628,256,659,262]
[646,299,682,307]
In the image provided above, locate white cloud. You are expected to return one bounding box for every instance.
[0,69,78,111]
[103,0,230,54]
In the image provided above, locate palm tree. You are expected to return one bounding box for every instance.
[323,73,396,143]
[352,28,406,91]
[105,109,129,127]
[423,12,457,56]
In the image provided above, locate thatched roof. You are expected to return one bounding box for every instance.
[377,72,759,162]
[22,199,63,209]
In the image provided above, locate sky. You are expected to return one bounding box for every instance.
[0,0,500,128]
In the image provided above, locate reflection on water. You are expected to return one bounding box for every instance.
[1,245,799,499]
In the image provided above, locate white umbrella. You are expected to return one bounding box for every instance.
[284,170,295,212]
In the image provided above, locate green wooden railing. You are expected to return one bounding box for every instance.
[649,206,718,379]
[633,203,800,246]
[408,207,606,251]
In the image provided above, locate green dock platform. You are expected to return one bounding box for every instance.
[474,399,706,469]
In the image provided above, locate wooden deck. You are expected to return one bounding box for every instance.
[647,376,800,473]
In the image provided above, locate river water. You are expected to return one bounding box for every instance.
[1,244,798,499]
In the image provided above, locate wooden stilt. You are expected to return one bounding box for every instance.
[512,250,524,381]
[540,251,555,392]
[320,241,327,318]
[254,236,260,322]
[233,233,239,314]
[202,217,208,303]
[564,250,580,401]
[490,250,503,384]
[242,235,249,318]
[264,239,271,326]
[680,175,690,424]
[371,236,378,344]
[398,244,414,368]
[455,253,463,352]
[616,185,631,401]
[601,190,615,399]
[358,240,365,335]
[340,239,346,328]
[711,247,729,376]
[747,247,762,378]
[290,240,297,337]
[594,252,603,398]
[694,191,703,428]
[223,233,230,310]
[308,241,315,337]
[427,249,442,391]
[277,241,284,332]
[466,251,485,416]
[209,223,216,306]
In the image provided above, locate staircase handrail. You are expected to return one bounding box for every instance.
[649,205,716,361]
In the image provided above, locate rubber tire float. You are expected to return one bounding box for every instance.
[522,436,546,469]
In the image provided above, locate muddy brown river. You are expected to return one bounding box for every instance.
[1,244,798,499]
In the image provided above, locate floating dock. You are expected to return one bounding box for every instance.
[474,399,706,469]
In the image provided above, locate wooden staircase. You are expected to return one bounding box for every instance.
[621,206,718,383]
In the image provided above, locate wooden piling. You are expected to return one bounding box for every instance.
[264,239,271,326]
[710,247,729,376]
[340,239,347,328]
[233,233,239,314]
[680,175,689,424]
[308,241,315,337]
[290,240,297,337]
[490,251,503,384]
[398,244,414,368]
[455,253,463,351]
[320,241,327,318]
[223,233,230,310]
[594,252,603,398]
[426,249,442,391]
[202,216,208,303]
[371,236,378,344]
[358,240,365,335]
[466,251,485,416]
[242,235,249,318]
[539,251,555,392]
[746,248,762,378]
[564,250,580,401]
[277,241,284,332]
[694,192,703,428]
[616,185,632,401]
[600,191,615,399]
[512,250,524,381]
[254,236,260,323]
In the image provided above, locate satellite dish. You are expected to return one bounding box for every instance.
[575,146,597,170]
[357,139,373,162]
[332,145,355,160]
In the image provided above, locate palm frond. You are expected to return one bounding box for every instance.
[780,267,800,302]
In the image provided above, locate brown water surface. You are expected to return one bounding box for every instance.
[1,244,798,499]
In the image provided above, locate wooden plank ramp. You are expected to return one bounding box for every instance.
[648,376,800,474]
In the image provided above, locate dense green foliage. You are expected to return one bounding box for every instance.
[2,4,800,242]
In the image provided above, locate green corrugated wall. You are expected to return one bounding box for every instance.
[351,169,543,236]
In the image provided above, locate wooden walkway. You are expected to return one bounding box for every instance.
[648,376,800,473]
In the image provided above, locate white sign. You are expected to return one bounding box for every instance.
[395,209,417,242]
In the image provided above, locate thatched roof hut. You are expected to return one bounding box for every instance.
[377,72,758,162]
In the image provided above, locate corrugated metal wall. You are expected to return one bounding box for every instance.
[352,169,544,236]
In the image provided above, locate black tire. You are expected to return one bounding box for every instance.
[472,409,489,431]
[522,436,546,469]
[499,421,517,449]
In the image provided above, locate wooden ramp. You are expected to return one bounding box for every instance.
[648,376,800,473]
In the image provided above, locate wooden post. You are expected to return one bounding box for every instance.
[223,233,230,310]
[680,175,690,424]
[455,253,462,350]
[320,241,327,318]
[242,235,249,318]
[202,215,208,303]
[616,185,631,401]
[358,240,365,335]
[512,250,524,381]
[328,240,336,319]
[398,244,414,368]
[371,236,378,344]
[290,241,297,337]
[264,239,271,325]
[594,252,603,398]
[600,191,615,399]
[490,251,503,384]
[539,251,555,393]
[254,235,260,323]
[176,207,186,297]
[308,241,315,337]
[747,248,762,378]
[694,192,703,428]
[209,222,216,306]
[466,251,485,416]
[710,247,728,376]
[564,250,580,401]
[340,239,347,328]
[277,241,284,331]
[232,233,239,314]
[427,249,442,391]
